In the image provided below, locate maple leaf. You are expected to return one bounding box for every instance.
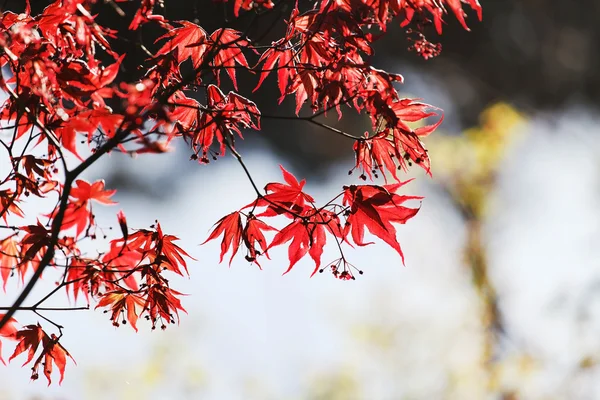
[266,206,344,276]
[0,190,25,223]
[9,324,75,384]
[226,92,261,131]
[301,35,334,68]
[83,110,125,142]
[0,313,17,365]
[119,228,154,254]
[65,258,103,303]
[373,98,444,176]
[352,121,436,183]
[17,223,51,283]
[388,99,441,131]
[251,165,315,217]
[192,85,260,159]
[98,222,191,289]
[253,39,295,96]
[152,223,193,276]
[268,219,314,274]
[0,107,34,145]
[270,216,330,276]
[100,247,143,291]
[59,203,91,239]
[144,285,187,330]
[391,128,433,175]
[209,28,250,90]
[17,155,53,181]
[0,236,20,290]
[286,69,320,115]
[126,0,165,30]
[167,92,201,136]
[53,121,85,161]
[96,290,145,331]
[353,132,396,182]
[203,211,276,267]
[155,21,208,69]
[50,111,123,155]
[342,182,422,264]
[437,0,483,32]
[365,68,404,102]
[70,179,117,205]
[202,211,243,265]
[400,0,483,34]
[242,214,276,266]
[57,179,117,237]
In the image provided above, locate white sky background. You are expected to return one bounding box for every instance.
[1,106,600,399]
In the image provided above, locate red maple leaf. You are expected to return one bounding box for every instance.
[0,313,17,365]
[100,247,142,291]
[399,0,482,33]
[268,218,324,275]
[209,28,250,90]
[353,132,396,182]
[167,92,201,137]
[96,290,146,331]
[342,182,422,264]
[193,85,260,159]
[144,285,187,329]
[152,223,193,276]
[17,222,50,283]
[202,211,243,265]
[367,98,444,176]
[55,179,117,237]
[155,21,208,69]
[126,0,166,30]
[70,179,117,205]
[51,179,117,236]
[252,165,315,217]
[0,236,20,290]
[253,39,295,96]
[203,211,277,267]
[17,155,54,181]
[9,324,75,384]
[59,203,91,239]
[286,69,320,115]
[0,189,25,223]
[242,214,276,265]
[65,258,104,303]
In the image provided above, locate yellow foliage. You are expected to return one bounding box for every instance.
[351,324,396,351]
[306,367,361,400]
[427,102,526,218]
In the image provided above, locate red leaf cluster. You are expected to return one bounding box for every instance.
[56,179,117,238]
[0,0,481,385]
[204,166,421,278]
[92,223,192,330]
[9,324,75,385]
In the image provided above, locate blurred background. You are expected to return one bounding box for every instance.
[2,0,600,399]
